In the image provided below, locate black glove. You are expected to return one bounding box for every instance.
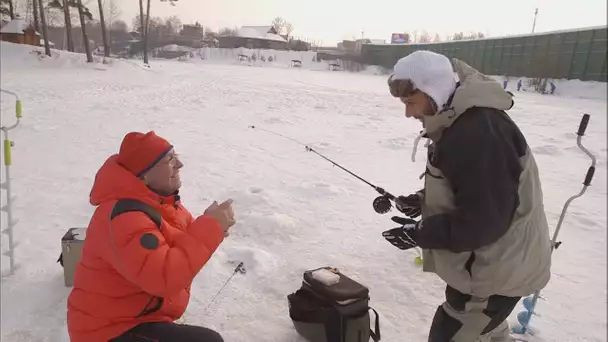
[382,216,421,251]
[395,192,422,218]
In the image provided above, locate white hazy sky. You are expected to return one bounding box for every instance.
[115,0,607,45]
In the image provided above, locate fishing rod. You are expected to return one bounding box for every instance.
[249,125,425,265]
[248,125,399,215]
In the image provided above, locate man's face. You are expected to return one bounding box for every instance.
[400,92,434,122]
[143,149,184,196]
[388,77,435,124]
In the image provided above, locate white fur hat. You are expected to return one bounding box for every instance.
[391,50,457,109]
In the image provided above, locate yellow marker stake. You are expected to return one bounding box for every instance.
[4,140,12,166]
[16,100,22,118]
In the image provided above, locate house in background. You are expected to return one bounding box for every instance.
[218,25,287,50]
[180,23,204,39]
[0,15,41,47]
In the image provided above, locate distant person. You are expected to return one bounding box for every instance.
[67,131,235,342]
[382,50,552,342]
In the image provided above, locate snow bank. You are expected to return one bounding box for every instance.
[492,75,607,101]
[0,41,152,73]
[195,47,318,67]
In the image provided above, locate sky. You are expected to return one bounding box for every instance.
[113,0,606,46]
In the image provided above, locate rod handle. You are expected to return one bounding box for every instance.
[577,114,590,136]
[584,166,595,186]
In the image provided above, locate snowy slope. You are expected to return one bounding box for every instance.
[0,42,606,342]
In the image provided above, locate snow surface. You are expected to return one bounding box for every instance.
[0,42,606,342]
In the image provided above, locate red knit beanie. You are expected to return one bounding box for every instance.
[117,131,173,177]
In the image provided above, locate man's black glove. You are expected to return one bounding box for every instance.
[395,192,422,219]
[382,216,422,251]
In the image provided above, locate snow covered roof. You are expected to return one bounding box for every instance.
[242,26,276,35]
[236,25,286,42]
[0,17,41,36]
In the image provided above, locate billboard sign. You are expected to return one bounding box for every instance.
[391,33,410,44]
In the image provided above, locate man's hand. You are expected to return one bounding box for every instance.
[395,192,422,218]
[205,199,236,237]
[382,216,421,251]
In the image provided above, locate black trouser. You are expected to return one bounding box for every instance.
[110,322,224,342]
[428,285,521,342]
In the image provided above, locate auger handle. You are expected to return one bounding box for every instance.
[576,114,595,186]
[577,114,590,136]
[584,166,595,186]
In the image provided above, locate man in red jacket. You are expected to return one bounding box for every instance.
[67,131,235,342]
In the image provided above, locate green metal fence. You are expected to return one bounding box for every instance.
[361,26,607,82]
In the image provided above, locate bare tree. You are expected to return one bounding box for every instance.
[47,0,74,51]
[110,19,125,31]
[96,0,108,56]
[271,16,286,34]
[452,32,464,41]
[0,0,14,19]
[218,26,237,36]
[32,0,39,31]
[104,0,120,44]
[37,0,51,55]
[75,0,92,61]
[419,30,431,43]
[284,22,293,37]
[164,14,180,35]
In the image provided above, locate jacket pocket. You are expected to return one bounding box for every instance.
[135,296,164,318]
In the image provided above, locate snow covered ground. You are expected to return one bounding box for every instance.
[0,42,606,342]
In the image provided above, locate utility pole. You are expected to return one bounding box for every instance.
[532,8,538,33]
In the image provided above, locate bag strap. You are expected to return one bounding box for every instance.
[369,307,381,341]
[110,199,162,230]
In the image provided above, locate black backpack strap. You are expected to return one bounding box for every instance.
[110,199,162,230]
[57,200,161,268]
[369,307,381,341]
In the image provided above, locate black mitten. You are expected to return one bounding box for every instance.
[395,192,422,219]
[382,216,421,251]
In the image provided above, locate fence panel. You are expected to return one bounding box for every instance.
[360,26,607,81]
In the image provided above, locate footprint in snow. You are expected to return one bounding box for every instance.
[263,117,284,125]
[379,137,409,151]
[572,214,598,228]
[532,145,562,156]
[249,187,264,194]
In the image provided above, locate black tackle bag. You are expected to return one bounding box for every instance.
[287,266,381,342]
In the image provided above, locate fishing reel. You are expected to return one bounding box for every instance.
[373,195,394,214]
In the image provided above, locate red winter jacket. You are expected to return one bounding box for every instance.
[67,154,224,342]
